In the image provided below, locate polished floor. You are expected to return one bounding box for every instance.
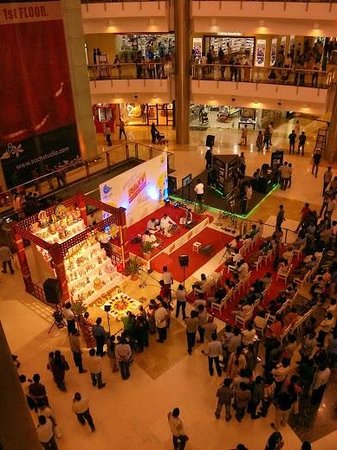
[1,116,336,450]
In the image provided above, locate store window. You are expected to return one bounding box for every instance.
[116,33,175,62]
[203,36,255,63]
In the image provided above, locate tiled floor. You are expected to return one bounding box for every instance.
[1,116,336,449]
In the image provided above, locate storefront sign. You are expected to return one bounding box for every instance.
[0,0,80,188]
[192,37,203,58]
[255,39,266,67]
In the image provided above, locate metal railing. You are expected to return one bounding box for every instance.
[195,0,337,2]
[191,63,336,88]
[0,141,173,220]
[88,62,173,82]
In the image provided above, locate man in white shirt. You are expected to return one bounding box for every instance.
[203,333,222,376]
[160,214,176,236]
[63,302,76,334]
[36,415,58,449]
[72,392,95,431]
[241,322,256,346]
[161,265,173,299]
[115,337,132,380]
[168,408,187,449]
[147,217,160,233]
[155,304,168,343]
[237,261,249,280]
[142,230,159,248]
[86,348,105,389]
[232,249,243,266]
[194,179,204,203]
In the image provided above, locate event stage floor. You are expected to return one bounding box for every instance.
[127,203,212,259]
[174,170,274,216]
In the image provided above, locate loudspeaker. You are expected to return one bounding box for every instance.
[43,278,61,305]
[206,135,215,148]
[179,255,189,267]
[168,175,177,195]
[199,244,214,256]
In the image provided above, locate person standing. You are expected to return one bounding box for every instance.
[63,302,76,334]
[323,167,333,195]
[235,382,252,422]
[115,336,132,380]
[268,122,274,146]
[312,150,321,177]
[194,179,204,204]
[256,130,264,152]
[311,363,331,405]
[119,117,127,139]
[271,390,293,430]
[185,310,199,355]
[264,431,284,450]
[72,392,95,432]
[263,128,271,150]
[215,378,233,421]
[92,317,106,357]
[105,124,112,146]
[325,194,336,225]
[279,162,290,191]
[86,348,106,389]
[155,303,168,343]
[176,284,187,319]
[36,415,58,450]
[288,130,296,154]
[68,329,86,374]
[203,333,222,377]
[276,205,285,232]
[298,131,307,155]
[294,119,300,137]
[197,304,208,343]
[205,147,213,170]
[29,374,49,408]
[240,125,248,146]
[167,407,188,450]
[49,350,69,392]
[161,266,173,300]
[0,243,14,274]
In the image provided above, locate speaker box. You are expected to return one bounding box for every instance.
[179,255,189,267]
[199,244,214,256]
[43,278,61,305]
[206,135,215,148]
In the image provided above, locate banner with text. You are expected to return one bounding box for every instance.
[0,0,80,188]
[99,154,168,227]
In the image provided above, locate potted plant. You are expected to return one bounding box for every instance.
[71,298,88,324]
[126,257,141,280]
[141,241,152,260]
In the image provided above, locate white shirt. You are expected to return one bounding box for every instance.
[204,340,222,357]
[72,397,89,414]
[246,186,253,200]
[37,418,54,443]
[233,253,243,265]
[312,367,331,390]
[160,216,175,229]
[63,308,75,321]
[238,262,249,280]
[161,272,173,285]
[194,182,204,195]
[147,219,158,230]
[241,328,256,346]
[155,307,167,328]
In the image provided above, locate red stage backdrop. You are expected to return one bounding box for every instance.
[0,0,80,188]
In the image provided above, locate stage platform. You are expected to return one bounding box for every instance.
[175,170,276,216]
[127,204,213,262]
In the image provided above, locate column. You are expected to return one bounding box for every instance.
[61,0,98,161]
[174,0,191,145]
[0,324,41,450]
[326,82,337,161]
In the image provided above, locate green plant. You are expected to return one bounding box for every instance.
[141,241,152,254]
[71,298,88,318]
[126,257,141,275]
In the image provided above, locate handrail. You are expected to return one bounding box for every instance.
[191,63,336,88]
[87,62,173,81]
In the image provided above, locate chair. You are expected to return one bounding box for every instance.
[260,288,269,307]
[292,242,305,260]
[235,312,253,329]
[251,255,264,272]
[242,272,252,291]
[262,249,273,266]
[276,264,293,284]
[254,313,269,336]
[211,290,232,314]
[208,271,222,289]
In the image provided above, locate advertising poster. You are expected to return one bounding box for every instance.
[270,38,277,66]
[100,154,168,226]
[192,37,203,59]
[281,36,287,51]
[0,0,80,188]
[254,39,266,67]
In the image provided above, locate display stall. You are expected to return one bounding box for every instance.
[212,155,239,196]
[12,194,128,306]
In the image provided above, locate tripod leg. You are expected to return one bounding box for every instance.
[48,321,56,334]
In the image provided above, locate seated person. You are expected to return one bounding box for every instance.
[237,260,249,281]
[317,311,335,334]
[142,230,159,248]
[230,235,243,250]
[192,273,208,296]
[247,224,258,238]
[160,214,176,236]
[265,314,285,339]
[180,208,193,227]
[232,298,254,319]
[147,217,160,233]
[253,168,261,179]
[260,240,272,254]
[251,278,265,294]
[232,249,244,266]
[283,308,300,327]
[262,272,273,288]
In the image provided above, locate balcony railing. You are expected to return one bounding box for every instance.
[81,0,163,3]
[191,63,335,88]
[88,62,172,81]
